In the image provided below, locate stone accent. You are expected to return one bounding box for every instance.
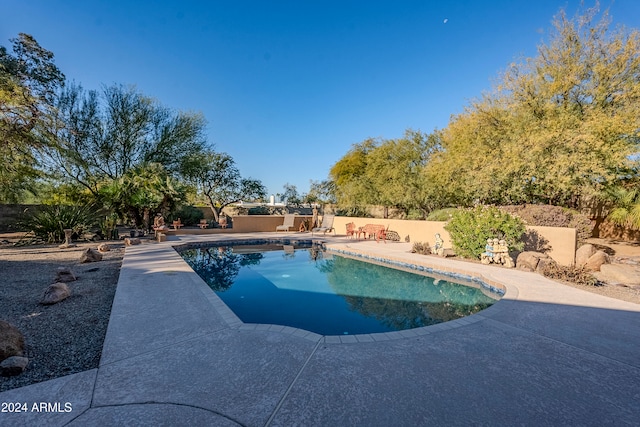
[125,237,141,246]
[0,320,25,361]
[97,243,111,252]
[575,244,597,267]
[55,266,77,282]
[598,264,640,286]
[41,282,71,305]
[0,356,29,376]
[583,250,609,272]
[80,248,103,263]
[516,251,554,273]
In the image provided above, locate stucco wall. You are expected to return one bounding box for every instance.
[231,215,314,232]
[332,216,577,266]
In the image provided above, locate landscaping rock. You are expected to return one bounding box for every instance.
[598,264,640,286]
[97,243,111,253]
[575,244,597,267]
[40,282,71,305]
[516,251,551,272]
[55,266,77,282]
[124,237,141,246]
[584,250,609,272]
[0,356,29,376]
[535,257,557,273]
[80,248,103,263]
[0,320,25,361]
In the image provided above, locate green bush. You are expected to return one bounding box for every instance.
[426,208,458,221]
[19,204,99,243]
[499,204,593,243]
[168,206,204,226]
[444,206,526,259]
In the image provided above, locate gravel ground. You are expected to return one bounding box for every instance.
[1,235,639,393]
[0,239,123,392]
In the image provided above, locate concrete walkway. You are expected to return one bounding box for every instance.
[1,233,639,426]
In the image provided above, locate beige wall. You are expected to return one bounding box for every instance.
[333,217,577,266]
[231,215,314,233]
[230,215,576,265]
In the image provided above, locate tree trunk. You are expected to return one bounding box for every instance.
[205,196,220,222]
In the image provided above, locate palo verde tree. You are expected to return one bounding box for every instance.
[41,83,209,224]
[183,150,266,222]
[0,33,65,201]
[45,83,209,198]
[427,4,640,208]
[330,130,442,217]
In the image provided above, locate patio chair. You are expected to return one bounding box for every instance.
[345,222,357,239]
[276,214,296,232]
[199,219,209,229]
[312,214,335,236]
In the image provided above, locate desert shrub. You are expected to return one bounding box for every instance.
[404,209,426,220]
[500,204,593,243]
[539,263,599,286]
[169,206,204,226]
[19,204,99,243]
[445,206,526,259]
[426,208,458,221]
[411,242,431,255]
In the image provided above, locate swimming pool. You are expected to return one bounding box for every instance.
[178,241,499,336]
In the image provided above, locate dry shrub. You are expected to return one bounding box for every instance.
[540,263,600,286]
[500,204,593,244]
[411,242,432,255]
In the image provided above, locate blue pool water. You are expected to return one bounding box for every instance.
[179,242,499,335]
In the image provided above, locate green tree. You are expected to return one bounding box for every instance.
[0,33,65,201]
[100,162,188,229]
[282,183,301,207]
[183,150,266,222]
[426,4,640,208]
[303,179,336,205]
[329,138,378,214]
[46,83,208,196]
[364,129,441,217]
[330,130,442,216]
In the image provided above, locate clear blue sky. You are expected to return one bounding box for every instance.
[2,1,639,197]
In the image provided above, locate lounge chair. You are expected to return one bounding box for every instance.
[276,214,296,232]
[312,214,335,236]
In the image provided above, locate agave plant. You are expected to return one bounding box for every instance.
[19,204,99,243]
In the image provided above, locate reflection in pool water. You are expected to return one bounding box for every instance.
[179,242,499,335]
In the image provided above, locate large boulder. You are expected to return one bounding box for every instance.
[598,264,640,286]
[0,356,29,376]
[516,251,554,272]
[80,248,103,263]
[0,320,25,361]
[40,282,71,305]
[583,250,609,272]
[575,244,597,267]
[97,243,111,253]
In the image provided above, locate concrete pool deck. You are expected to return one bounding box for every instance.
[1,233,639,426]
